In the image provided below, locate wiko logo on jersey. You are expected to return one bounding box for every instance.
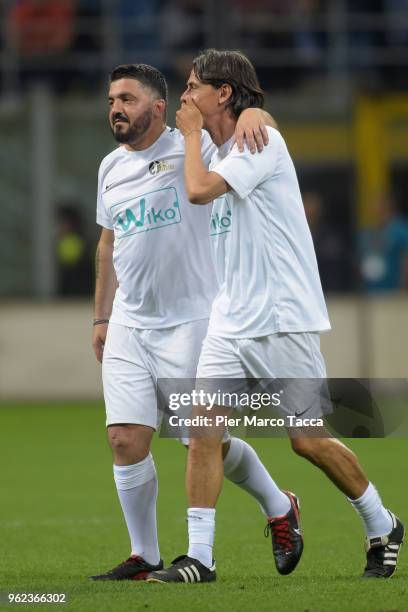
[112,187,181,238]
[149,160,175,175]
[210,197,232,236]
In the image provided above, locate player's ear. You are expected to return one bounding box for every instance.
[154,99,166,119]
[219,83,233,107]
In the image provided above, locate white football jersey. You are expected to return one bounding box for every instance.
[97,127,217,328]
[208,126,331,338]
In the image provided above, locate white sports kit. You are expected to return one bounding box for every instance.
[96,126,330,427]
[97,127,216,427]
[197,127,330,387]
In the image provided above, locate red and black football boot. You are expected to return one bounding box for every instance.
[90,555,163,581]
[264,490,304,575]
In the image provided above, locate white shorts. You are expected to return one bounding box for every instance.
[196,332,329,419]
[197,332,326,379]
[102,319,209,428]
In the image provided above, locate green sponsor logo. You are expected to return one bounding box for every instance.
[112,187,181,238]
[210,198,232,236]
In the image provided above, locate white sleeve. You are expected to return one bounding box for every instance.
[96,162,114,229]
[211,127,281,199]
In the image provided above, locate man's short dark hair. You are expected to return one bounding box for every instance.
[192,49,264,118]
[110,64,168,102]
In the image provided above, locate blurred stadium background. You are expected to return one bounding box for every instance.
[1,0,408,400]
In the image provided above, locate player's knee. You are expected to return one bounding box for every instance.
[108,426,150,463]
[291,436,332,464]
[291,436,319,460]
[108,430,128,453]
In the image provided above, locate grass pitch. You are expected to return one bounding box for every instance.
[0,403,407,611]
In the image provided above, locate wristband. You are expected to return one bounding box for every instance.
[93,319,109,326]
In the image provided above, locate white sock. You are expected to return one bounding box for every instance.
[113,453,160,565]
[223,437,290,518]
[349,482,393,538]
[187,507,215,569]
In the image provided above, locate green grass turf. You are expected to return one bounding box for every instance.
[0,403,407,611]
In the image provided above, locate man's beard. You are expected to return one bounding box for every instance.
[111,108,153,144]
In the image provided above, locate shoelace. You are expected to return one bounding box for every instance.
[265,518,293,551]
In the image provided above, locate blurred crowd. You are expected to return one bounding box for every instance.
[2,0,408,92]
[358,192,408,292]
[1,1,408,298]
[56,203,93,296]
[303,190,408,294]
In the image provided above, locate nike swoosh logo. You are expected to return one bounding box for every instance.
[294,528,302,535]
[294,407,311,417]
